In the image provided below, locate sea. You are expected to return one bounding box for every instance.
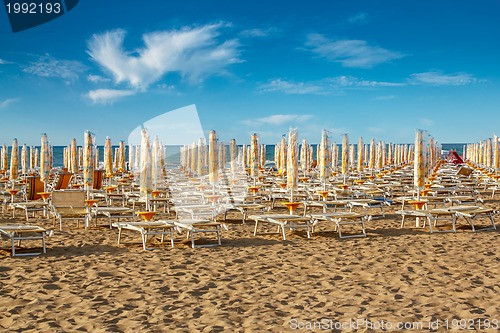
[42,143,465,168]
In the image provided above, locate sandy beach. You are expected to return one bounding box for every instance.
[1,189,499,333]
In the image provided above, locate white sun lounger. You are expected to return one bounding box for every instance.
[248,213,312,240]
[0,224,52,256]
[165,219,224,248]
[111,221,175,251]
[310,212,368,238]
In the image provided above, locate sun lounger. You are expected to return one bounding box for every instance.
[169,219,224,248]
[310,212,368,238]
[51,190,89,230]
[91,206,136,229]
[451,206,496,232]
[0,224,51,256]
[111,221,175,250]
[248,213,312,240]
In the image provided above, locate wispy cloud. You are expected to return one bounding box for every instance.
[86,89,136,104]
[0,98,18,109]
[0,59,13,65]
[258,79,327,95]
[368,127,386,134]
[22,54,86,82]
[348,12,368,25]
[239,27,278,38]
[87,23,242,90]
[409,71,483,86]
[243,114,313,126]
[305,33,404,68]
[372,95,396,101]
[258,76,402,95]
[420,118,434,127]
[87,74,110,83]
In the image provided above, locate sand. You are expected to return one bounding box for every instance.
[1,195,499,332]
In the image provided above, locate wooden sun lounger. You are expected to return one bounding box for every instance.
[310,212,368,238]
[248,213,312,240]
[112,221,175,250]
[0,225,51,256]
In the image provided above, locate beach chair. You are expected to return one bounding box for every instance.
[49,172,73,191]
[51,190,89,230]
[451,206,497,232]
[111,221,175,250]
[169,219,225,248]
[11,176,48,221]
[310,211,368,238]
[248,213,312,240]
[0,224,52,256]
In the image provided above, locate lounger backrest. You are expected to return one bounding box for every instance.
[51,190,85,207]
[54,172,73,190]
[26,176,45,200]
[457,166,473,177]
[93,169,104,190]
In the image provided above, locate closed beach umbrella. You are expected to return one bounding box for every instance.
[287,128,298,202]
[279,136,287,176]
[40,134,50,190]
[241,143,247,171]
[319,130,329,183]
[357,137,364,174]
[250,133,259,179]
[259,144,266,170]
[104,137,113,177]
[494,134,499,171]
[198,138,205,177]
[9,139,19,181]
[331,142,338,172]
[208,130,219,186]
[341,134,349,181]
[1,145,6,172]
[369,139,376,173]
[21,144,28,175]
[229,139,237,176]
[139,129,152,210]
[414,130,425,198]
[300,139,309,173]
[30,146,36,170]
[118,141,125,172]
[152,136,161,190]
[94,146,99,170]
[83,131,94,196]
[128,144,134,172]
[70,138,78,174]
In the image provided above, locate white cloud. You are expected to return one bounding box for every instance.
[0,59,13,65]
[86,89,136,104]
[87,74,110,83]
[239,27,278,38]
[0,98,18,109]
[305,33,404,68]
[87,23,242,90]
[420,118,434,127]
[258,76,402,95]
[258,79,326,95]
[243,114,313,126]
[348,12,368,24]
[22,54,86,82]
[409,71,482,86]
[372,95,396,101]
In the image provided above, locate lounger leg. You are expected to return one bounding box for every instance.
[281,225,286,240]
[400,215,406,229]
[217,225,221,245]
[117,227,123,244]
[142,233,147,251]
[253,221,259,236]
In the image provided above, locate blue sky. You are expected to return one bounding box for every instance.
[1,0,500,146]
